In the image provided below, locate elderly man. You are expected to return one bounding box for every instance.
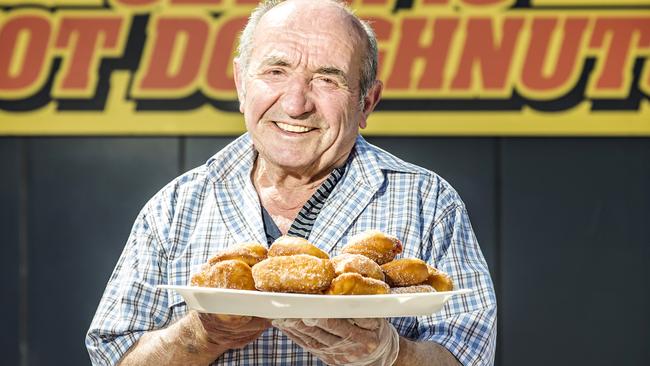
[86,0,497,365]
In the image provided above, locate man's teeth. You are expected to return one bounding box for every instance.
[276,122,312,133]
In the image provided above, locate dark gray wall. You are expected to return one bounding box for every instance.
[0,136,648,366]
[0,139,20,366]
[499,139,650,366]
[24,138,180,366]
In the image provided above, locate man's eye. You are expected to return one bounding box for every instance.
[315,77,339,86]
[265,69,285,76]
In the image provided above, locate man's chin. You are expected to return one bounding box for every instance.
[270,159,314,171]
[259,153,319,172]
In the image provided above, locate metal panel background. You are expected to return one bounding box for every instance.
[0,136,648,365]
[0,139,20,366]
[24,138,179,366]
[500,138,650,366]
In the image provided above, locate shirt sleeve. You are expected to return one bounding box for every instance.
[416,204,498,366]
[85,209,173,365]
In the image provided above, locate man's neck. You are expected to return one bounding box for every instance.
[252,159,324,231]
[252,157,339,190]
[251,156,346,234]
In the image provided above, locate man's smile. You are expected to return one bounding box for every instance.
[274,121,316,134]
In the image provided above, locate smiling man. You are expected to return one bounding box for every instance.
[86,1,497,365]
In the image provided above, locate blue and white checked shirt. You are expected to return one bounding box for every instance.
[86,133,497,365]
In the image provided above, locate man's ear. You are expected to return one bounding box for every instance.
[233,58,245,113]
[359,80,383,129]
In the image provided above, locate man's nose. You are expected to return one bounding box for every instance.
[280,78,315,118]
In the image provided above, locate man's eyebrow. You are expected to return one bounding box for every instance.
[258,55,291,68]
[315,66,349,85]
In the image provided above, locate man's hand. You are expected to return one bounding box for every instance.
[273,318,399,366]
[192,312,272,351]
[119,311,271,365]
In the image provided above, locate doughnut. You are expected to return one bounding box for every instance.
[190,259,256,290]
[251,254,335,294]
[341,230,403,265]
[381,258,429,287]
[390,284,436,294]
[208,242,268,267]
[326,273,390,295]
[330,253,385,281]
[268,236,329,259]
[189,262,219,287]
[425,265,454,291]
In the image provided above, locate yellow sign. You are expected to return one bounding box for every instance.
[0,0,649,135]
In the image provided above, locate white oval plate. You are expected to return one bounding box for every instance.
[158,285,472,318]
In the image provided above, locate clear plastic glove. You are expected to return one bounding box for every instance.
[272,318,399,366]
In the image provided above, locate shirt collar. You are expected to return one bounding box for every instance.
[204,132,420,186]
[205,133,256,183]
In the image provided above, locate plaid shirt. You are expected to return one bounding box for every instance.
[86,133,497,366]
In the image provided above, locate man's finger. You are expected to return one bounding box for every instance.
[306,318,364,339]
[289,320,342,347]
[215,314,252,323]
[350,318,381,330]
[280,326,328,350]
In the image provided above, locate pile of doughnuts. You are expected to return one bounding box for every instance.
[190,230,453,295]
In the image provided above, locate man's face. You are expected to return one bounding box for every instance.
[235,1,378,174]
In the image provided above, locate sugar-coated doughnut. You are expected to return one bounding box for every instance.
[190,233,446,297]
[341,230,403,265]
[425,265,454,291]
[251,254,335,294]
[330,253,385,281]
[268,236,329,259]
[381,258,429,287]
[190,259,256,290]
[326,273,390,295]
[208,242,268,267]
[390,284,436,294]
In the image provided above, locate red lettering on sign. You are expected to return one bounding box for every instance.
[55,17,123,90]
[0,15,50,93]
[451,17,523,90]
[138,17,210,90]
[589,17,650,91]
[386,17,459,89]
[206,16,247,92]
[522,17,588,92]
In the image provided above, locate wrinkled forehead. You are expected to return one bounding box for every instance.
[249,1,365,69]
[260,0,360,32]
[251,1,365,73]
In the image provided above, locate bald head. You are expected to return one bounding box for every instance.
[237,0,378,103]
[257,0,363,38]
